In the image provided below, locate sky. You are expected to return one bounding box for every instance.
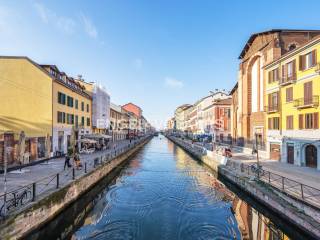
[1,0,320,129]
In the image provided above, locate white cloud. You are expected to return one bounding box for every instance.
[80,13,98,39]
[34,2,75,34]
[164,77,184,88]
[34,3,49,23]
[133,58,143,70]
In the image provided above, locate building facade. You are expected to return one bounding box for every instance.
[230,83,239,144]
[79,81,110,134]
[0,57,53,165]
[237,29,320,148]
[265,36,320,169]
[110,103,126,141]
[42,65,92,155]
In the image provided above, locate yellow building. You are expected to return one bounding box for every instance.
[265,37,320,169]
[41,65,92,155]
[0,57,53,164]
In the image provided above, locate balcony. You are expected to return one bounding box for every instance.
[279,74,296,86]
[293,96,319,109]
[264,104,279,113]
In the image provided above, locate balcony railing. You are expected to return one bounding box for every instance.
[293,96,319,109]
[264,104,279,113]
[279,74,296,86]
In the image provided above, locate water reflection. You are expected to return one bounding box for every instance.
[72,137,290,240]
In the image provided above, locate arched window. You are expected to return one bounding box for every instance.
[288,43,297,51]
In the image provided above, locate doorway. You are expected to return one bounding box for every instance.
[305,145,317,168]
[287,145,294,164]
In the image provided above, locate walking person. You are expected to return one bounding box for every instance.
[64,154,71,170]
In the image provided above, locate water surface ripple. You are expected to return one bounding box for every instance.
[73,136,289,240]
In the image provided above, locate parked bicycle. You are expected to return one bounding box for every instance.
[0,186,32,218]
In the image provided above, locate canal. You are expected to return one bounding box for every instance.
[29,136,300,239]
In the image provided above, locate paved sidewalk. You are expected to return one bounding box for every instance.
[229,151,320,190]
[0,138,141,195]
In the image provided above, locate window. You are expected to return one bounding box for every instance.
[86,104,89,113]
[304,81,313,105]
[87,117,90,126]
[288,43,297,51]
[286,115,293,130]
[268,92,279,110]
[75,99,78,109]
[57,111,63,123]
[67,96,73,107]
[66,114,74,125]
[268,117,280,130]
[299,50,316,70]
[286,61,295,78]
[58,92,66,105]
[57,112,66,123]
[305,113,313,129]
[286,87,293,102]
[81,102,84,111]
[81,116,85,126]
[268,68,279,83]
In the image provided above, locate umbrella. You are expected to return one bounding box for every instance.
[17,131,26,164]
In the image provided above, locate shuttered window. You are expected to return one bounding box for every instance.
[268,68,279,83]
[268,117,279,130]
[286,87,293,102]
[268,118,272,130]
[314,112,319,129]
[305,113,313,129]
[300,50,317,70]
[304,81,313,105]
[286,115,293,130]
[299,114,304,129]
[286,60,296,79]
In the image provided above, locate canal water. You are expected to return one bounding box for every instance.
[66,136,294,240]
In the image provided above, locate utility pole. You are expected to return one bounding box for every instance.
[255,133,260,179]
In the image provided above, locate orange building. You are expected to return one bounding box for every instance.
[122,103,142,118]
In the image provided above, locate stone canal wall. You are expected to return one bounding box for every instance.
[166,135,320,239]
[0,136,152,240]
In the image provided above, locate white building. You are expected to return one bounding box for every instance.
[91,84,110,133]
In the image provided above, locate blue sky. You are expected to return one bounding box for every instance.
[1,0,320,128]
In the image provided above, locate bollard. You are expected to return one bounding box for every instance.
[301,184,304,199]
[73,168,75,180]
[32,183,36,201]
[56,173,60,188]
[85,162,87,173]
[101,156,103,164]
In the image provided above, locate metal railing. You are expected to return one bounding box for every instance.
[279,74,296,86]
[0,135,150,219]
[228,161,320,209]
[264,104,279,113]
[293,96,319,108]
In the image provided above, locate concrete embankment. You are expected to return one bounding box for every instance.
[0,136,152,240]
[166,135,320,239]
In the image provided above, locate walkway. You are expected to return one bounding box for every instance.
[0,137,149,217]
[229,151,320,190]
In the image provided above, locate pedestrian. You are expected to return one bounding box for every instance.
[64,154,71,170]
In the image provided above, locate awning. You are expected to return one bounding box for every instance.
[83,134,112,139]
[78,138,97,144]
